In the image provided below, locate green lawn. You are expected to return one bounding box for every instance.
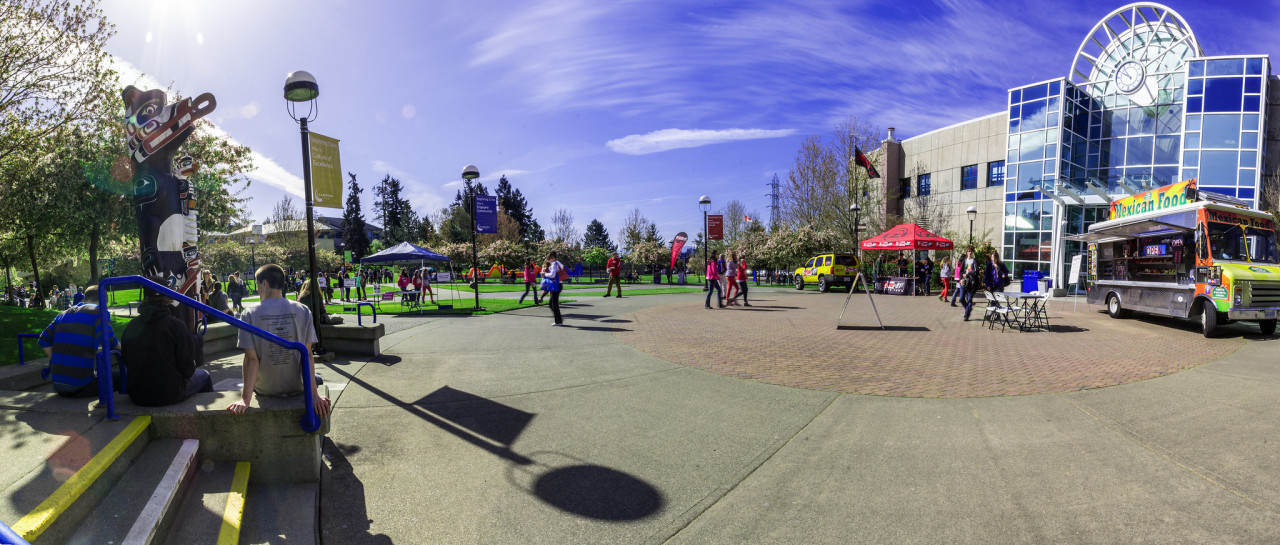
[2,305,133,366]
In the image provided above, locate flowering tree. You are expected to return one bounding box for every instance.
[480,239,527,269]
[627,241,666,272]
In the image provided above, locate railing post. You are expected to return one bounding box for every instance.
[97,276,322,433]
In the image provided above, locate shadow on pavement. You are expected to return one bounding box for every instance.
[836,325,931,332]
[326,368,666,520]
[321,439,394,545]
[1045,324,1089,333]
[570,326,632,332]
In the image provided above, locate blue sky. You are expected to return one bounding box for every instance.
[98,0,1280,242]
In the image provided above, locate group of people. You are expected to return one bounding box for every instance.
[936,249,1011,321]
[705,252,751,309]
[36,264,330,420]
[395,268,437,305]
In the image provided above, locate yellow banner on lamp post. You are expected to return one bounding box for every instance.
[309,132,343,209]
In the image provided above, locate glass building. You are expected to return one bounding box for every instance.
[882,3,1277,291]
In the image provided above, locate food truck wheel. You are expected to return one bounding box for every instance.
[1202,304,1220,338]
[1106,294,1131,319]
[818,277,830,293]
[1260,319,1276,336]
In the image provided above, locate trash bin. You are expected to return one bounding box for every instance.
[1021,270,1044,293]
[1037,277,1051,294]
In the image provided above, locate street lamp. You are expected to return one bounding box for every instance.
[849,202,862,246]
[462,164,482,311]
[966,206,978,250]
[284,70,325,353]
[247,224,262,290]
[699,195,711,291]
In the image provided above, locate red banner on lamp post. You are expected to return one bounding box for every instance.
[708,215,724,240]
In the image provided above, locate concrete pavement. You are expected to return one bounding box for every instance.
[319,288,1280,543]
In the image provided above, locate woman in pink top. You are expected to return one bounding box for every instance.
[519,260,541,305]
[734,258,751,307]
[724,252,740,306]
[705,254,723,309]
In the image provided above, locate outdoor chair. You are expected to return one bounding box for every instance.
[1022,294,1050,331]
[991,292,1025,332]
[980,290,1001,327]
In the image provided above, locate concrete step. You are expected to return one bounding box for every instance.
[240,481,318,545]
[4,415,152,545]
[162,460,246,545]
[64,438,198,545]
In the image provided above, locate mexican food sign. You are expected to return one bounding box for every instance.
[1109,179,1196,221]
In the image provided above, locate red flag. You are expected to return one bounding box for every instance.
[744,215,753,223]
[855,147,880,179]
[670,232,688,271]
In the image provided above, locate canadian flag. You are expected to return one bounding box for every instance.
[744,215,753,223]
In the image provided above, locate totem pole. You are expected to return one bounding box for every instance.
[121,86,216,328]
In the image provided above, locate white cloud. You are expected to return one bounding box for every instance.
[145,31,152,43]
[606,128,794,155]
[401,104,416,119]
[373,160,447,213]
[239,101,259,119]
[196,32,204,45]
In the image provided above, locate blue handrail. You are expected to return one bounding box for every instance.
[0,519,31,545]
[97,276,322,433]
[353,302,376,326]
[16,333,39,365]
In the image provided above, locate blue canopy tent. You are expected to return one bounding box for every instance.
[359,242,455,310]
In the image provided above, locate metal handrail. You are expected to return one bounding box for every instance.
[16,333,39,365]
[0,519,31,545]
[97,276,322,433]
[352,302,376,326]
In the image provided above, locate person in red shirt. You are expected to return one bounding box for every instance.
[605,252,623,298]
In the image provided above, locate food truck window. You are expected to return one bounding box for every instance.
[1197,228,1209,261]
[1207,222,1279,263]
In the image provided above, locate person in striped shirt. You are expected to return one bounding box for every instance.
[37,285,121,397]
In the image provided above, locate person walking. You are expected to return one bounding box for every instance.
[961,264,981,321]
[705,253,724,309]
[519,260,541,305]
[987,253,1011,293]
[725,253,740,305]
[542,251,565,325]
[735,257,751,307]
[604,252,623,298]
[938,258,952,301]
[921,257,934,296]
[950,248,974,307]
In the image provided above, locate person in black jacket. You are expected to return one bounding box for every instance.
[121,282,213,406]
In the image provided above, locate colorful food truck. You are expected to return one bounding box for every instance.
[1069,179,1280,337]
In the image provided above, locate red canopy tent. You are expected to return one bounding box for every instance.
[859,223,954,251]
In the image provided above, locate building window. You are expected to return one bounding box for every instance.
[988,160,1006,187]
[899,177,911,199]
[961,165,978,190]
[917,174,931,196]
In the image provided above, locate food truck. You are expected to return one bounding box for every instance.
[1068,179,1280,337]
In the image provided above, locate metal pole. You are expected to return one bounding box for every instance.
[969,219,974,250]
[702,210,708,291]
[468,181,481,310]
[300,117,325,352]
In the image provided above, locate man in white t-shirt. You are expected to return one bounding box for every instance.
[227,264,331,418]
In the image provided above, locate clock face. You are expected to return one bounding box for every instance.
[1114,61,1146,94]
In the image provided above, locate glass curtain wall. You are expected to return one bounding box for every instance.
[1004,80,1061,279]
[1180,56,1270,204]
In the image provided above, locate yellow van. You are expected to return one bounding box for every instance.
[794,253,860,292]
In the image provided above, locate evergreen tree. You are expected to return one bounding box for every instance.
[373,174,421,245]
[582,219,615,251]
[341,172,370,258]
[527,218,546,243]
[495,175,536,242]
[643,222,661,244]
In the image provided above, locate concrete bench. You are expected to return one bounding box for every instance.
[204,320,384,357]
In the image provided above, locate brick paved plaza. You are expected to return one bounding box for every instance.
[616,290,1250,397]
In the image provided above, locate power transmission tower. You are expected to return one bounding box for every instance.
[767,173,781,231]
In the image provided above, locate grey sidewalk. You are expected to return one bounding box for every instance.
[319,292,1280,544]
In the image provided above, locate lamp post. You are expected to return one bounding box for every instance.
[966,206,978,250]
[284,70,325,353]
[699,195,711,291]
[462,164,482,311]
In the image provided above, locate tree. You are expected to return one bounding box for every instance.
[0,0,117,165]
[268,195,306,269]
[373,174,417,245]
[495,175,536,242]
[341,172,370,259]
[619,208,647,251]
[582,246,610,276]
[643,222,661,244]
[780,116,889,243]
[582,219,615,251]
[549,208,577,243]
[627,241,666,273]
[479,239,526,269]
[721,200,748,245]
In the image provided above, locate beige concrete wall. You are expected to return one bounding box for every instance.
[898,113,1008,247]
